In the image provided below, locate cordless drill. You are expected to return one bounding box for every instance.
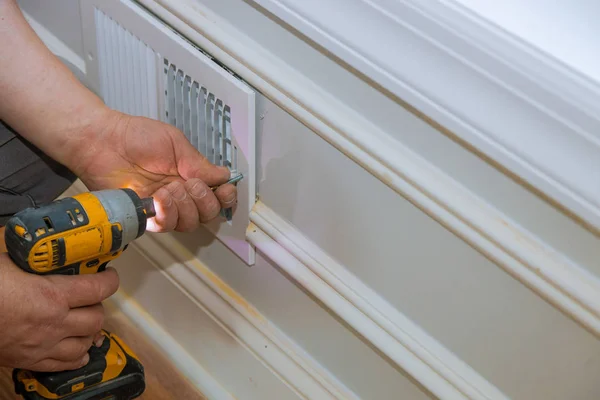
[4,188,154,400]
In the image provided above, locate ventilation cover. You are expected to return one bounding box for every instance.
[163,60,237,170]
[83,0,256,265]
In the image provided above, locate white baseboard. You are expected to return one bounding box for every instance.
[130,232,357,400]
[106,292,235,399]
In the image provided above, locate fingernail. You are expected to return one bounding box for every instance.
[95,335,105,348]
[190,181,207,199]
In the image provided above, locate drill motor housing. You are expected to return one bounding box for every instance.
[5,188,155,275]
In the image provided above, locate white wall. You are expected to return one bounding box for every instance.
[453,0,600,84]
[17,0,84,58]
[21,0,600,399]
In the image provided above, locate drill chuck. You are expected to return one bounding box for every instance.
[141,197,156,218]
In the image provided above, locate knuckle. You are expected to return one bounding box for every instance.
[199,200,221,222]
[187,179,208,200]
[39,283,66,307]
[87,278,107,300]
[38,362,60,372]
[35,360,62,372]
[74,278,95,298]
[176,216,200,233]
[223,193,236,205]
[167,181,187,201]
[31,349,48,364]
[68,342,87,359]
[78,340,91,356]
[108,271,119,292]
[153,217,171,232]
[153,198,178,231]
[216,186,237,205]
[60,361,80,372]
[48,303,69,322]
[92,313,105,332]
[21,333,43,350]
[156,187,173,208]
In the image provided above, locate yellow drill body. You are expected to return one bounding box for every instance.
[5,188,155,275]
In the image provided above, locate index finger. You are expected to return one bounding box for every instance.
[47,267,120,308]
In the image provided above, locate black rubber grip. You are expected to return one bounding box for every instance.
[120,189,147,239]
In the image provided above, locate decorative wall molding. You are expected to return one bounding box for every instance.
[66,180,354,400]
[248,201,508,400]
[248,0,600,234]
[139,0,600,339]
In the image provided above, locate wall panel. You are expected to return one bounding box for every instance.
[21,0,600,398]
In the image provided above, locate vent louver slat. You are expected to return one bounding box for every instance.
[163,59,235,171]
[190,82,200,151]
[175,70,185,133]
[206,93,215,164]
[183,76,192,143]
[94,8,157,119]
[91,5,255,264]
[95,9,235,170]
[116,21,127,112]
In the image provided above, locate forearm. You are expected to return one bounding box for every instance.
[0,0,112,171]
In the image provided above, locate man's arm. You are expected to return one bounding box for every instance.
[0,0,108,171]
[0,0,237,231]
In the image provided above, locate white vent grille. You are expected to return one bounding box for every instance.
[87,2,256,265]
[163,60,237,172]
[94,8,158,119]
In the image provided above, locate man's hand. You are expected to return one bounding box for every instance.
[0,1,238,233]
[0,254,119,372]
[70,111,237,233]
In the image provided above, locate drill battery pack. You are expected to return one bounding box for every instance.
[13,330,145,400]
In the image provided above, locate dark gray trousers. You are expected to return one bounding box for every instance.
[0,121,76,225]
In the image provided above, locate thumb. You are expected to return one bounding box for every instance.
[174,134,230,186]
[47,267,119,308]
